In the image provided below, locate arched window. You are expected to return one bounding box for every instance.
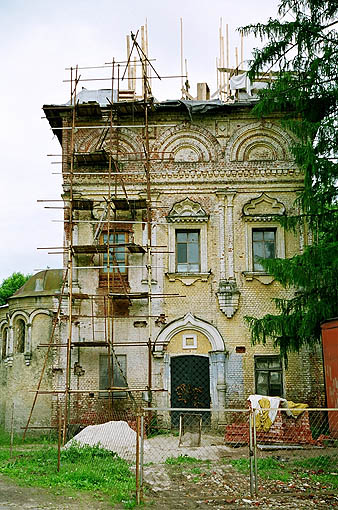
[1,327,8,359]
[15,318,26,354]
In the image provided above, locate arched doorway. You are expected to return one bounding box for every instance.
[171,355,210,426]
[155,313,227,428]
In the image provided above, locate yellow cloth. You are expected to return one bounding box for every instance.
[286,400,309,417]
[255,397,273,432]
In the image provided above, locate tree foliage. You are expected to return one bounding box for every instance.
[241,0,338,360]
[0,273,31,306]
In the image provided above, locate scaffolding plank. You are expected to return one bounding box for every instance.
[72,245,107,254]
[75,150,108,166]
[72,341,108,347]
[127,243,146,254]
[76,102,102,118]
[73,243,145,254]
[109,292,148,300]
[112,198,147,210]
[72,199,93,210]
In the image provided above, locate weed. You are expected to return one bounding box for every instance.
[190,467,202,474]
[230,455,338,488]
[290,455,338,487]
[230,457,291,482]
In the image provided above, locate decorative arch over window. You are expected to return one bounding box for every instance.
[153,124,222,163]
[75,127,143,162]
[226,122,294,162]
[242,193,286,221]
[154,312,225,354]
[167,198,209,223]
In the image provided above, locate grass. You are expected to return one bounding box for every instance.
[230,455,338,488]
[0,443,136,508]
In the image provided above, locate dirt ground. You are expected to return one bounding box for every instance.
[141,459,338,510]
[0,441,337,510]
[1,458,337,510]
[0,475,113,510]
[139,443,338,510]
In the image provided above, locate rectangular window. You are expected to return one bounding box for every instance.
[252,229,276,271]
[99,354,127,398]
[255,356,283,397]
[101,232,128,274]
[176,230,200,273]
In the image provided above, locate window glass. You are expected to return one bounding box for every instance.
[255,358,269,369]
[177,243,187,263]
[252,230,263,241]
[256,371,269,395]
[176,232,188,243]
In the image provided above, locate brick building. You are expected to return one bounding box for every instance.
[0,82,325,432]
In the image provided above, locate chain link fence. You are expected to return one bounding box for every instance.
[136,407,338,506]
[0,405,337,507]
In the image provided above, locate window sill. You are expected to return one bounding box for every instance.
[166,272,211,286]
[242,272,275,285]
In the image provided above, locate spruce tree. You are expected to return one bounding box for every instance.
[241,0,338,360]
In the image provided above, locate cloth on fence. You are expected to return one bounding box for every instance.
[229,73,252,95]
[248,395,309,432]
[282,400,309,418]
[248,395,283,432]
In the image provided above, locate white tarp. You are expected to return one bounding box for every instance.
[230,73,252,96]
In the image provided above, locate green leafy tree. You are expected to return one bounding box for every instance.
[0,272,31,306]
[241,0,338,360]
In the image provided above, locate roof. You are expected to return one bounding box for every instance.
[43,90,256,143]
[11,269,63,299]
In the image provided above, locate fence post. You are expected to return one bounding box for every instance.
[9,402,14,458]
[140,413,144,500]
[249,409,254,497]
[135,413,141,505]
[253,409,258,495]
[57,404,62,472]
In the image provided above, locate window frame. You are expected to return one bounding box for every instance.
[244,221,285,274]
[182,333,197,349]
[1,326,8,360]
[99,353,128,399]
[175,229,201,273]
[254,355,283,397]
[14,318,26,354]
[99,231,129,280]
[168,222,208,275]
[252,228,277,272]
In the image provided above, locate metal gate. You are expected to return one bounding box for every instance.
[170,355,210,426]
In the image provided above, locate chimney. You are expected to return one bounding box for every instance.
[197,83,210,101]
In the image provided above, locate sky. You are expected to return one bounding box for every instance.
[0,0,280,282]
